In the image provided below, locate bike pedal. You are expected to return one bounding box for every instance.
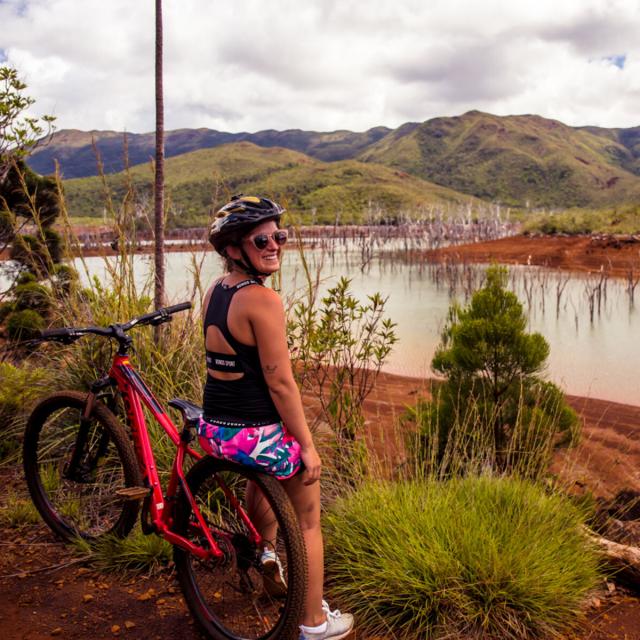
[115,486,150,500]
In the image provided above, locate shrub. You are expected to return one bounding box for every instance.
[13,282,52,314]
[0,362,49,459]
[15,271,37,286]
[408,377,579,479]
[416,265,578,477]
[51,263,79,296]
[287,274,397,479]
[324,477,602,639]
[6,308,45,341]
[0,301,15,323]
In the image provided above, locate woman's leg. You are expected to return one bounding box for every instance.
[283,474,325,627]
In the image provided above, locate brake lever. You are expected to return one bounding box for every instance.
[149,314,172,327]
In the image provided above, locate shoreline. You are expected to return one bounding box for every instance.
[424,233,640,279]
[361,371,640,499]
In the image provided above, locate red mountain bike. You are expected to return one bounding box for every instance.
[22,303,307,640]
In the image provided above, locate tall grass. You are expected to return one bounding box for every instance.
[324,476,602,639]
[74,527,173,574]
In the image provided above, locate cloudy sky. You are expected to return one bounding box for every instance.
[1,0,639,134]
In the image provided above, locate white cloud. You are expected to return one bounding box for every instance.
[1,0,639,132]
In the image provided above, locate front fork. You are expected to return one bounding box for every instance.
[64,377,114,482]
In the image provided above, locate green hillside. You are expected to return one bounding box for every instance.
[35,112,640,211]
[29,126,391,178]
[63,142,480,226]
[359,111,640,208]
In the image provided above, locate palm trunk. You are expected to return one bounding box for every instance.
[154,0,165,318]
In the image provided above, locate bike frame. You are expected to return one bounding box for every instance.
[105,353,263,560]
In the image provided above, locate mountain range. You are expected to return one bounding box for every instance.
[27,110,640,220]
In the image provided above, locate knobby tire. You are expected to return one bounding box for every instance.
[23,391,142,542]
[173,457,307,640]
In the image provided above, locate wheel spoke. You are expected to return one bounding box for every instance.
[173,458,307,640]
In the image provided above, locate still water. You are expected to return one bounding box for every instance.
[68,246,640,406]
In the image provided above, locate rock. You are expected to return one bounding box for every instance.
[51,628,63,636]
[82,594,94,603]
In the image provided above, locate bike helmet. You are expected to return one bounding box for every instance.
[208,195,285,276]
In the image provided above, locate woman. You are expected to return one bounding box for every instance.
[198,195,354,640]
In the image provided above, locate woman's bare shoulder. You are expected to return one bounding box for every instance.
[237,283,283,311]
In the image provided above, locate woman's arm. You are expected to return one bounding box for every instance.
[247,287,321,484]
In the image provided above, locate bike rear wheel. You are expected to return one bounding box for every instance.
[23,391,142,541]
[173,457,307,640]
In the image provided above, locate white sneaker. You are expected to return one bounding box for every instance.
[299,601,354,640]
[260,549,287,598]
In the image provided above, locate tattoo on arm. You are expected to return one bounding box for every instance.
[263,364,278,375]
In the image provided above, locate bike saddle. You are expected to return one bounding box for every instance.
[168,398,203,428]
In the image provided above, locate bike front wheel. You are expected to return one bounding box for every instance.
[173,457,307,640]
[23,391,142,542]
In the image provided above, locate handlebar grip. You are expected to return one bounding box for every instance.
[162,302,192,315]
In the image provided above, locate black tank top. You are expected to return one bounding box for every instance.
[202,279,281,427]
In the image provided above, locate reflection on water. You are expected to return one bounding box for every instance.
[9,246,640,405]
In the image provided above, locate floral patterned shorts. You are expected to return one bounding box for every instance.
[197,418,303,480]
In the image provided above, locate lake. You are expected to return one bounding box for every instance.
[62,244,640,406]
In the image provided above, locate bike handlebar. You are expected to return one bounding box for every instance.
[39,302,193,345]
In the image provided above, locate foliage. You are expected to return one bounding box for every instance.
[412,265,578,476]
[522,203,640,235]
[288,275,396,477]
[0,83,63,341]
[432,266,550,396]
[0,362,50,460]
[6,308,45,341]
[324,477,602,640]
[74,528,172,574]
[0,489,41,526]
[13,282,52,314]
[407,378,579,480]
[0,301,14,323]
[0,65,56,180]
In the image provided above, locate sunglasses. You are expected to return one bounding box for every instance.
[246,230,288,250]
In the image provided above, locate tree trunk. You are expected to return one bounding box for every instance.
[154,0,165,318]
[584,526,640,587]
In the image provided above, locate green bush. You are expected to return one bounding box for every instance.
[13,282,52,314]
[51,263,79,295]
[416,265,578,478]
[0,362,49,459]
[287,274,397,480]
[324,477,602,639]
[408,377,579,479]
[15,271,37,286]
[0,301,15,323]
[6,308,45,341]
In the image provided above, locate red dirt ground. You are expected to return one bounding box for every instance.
[425,234,640,279]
